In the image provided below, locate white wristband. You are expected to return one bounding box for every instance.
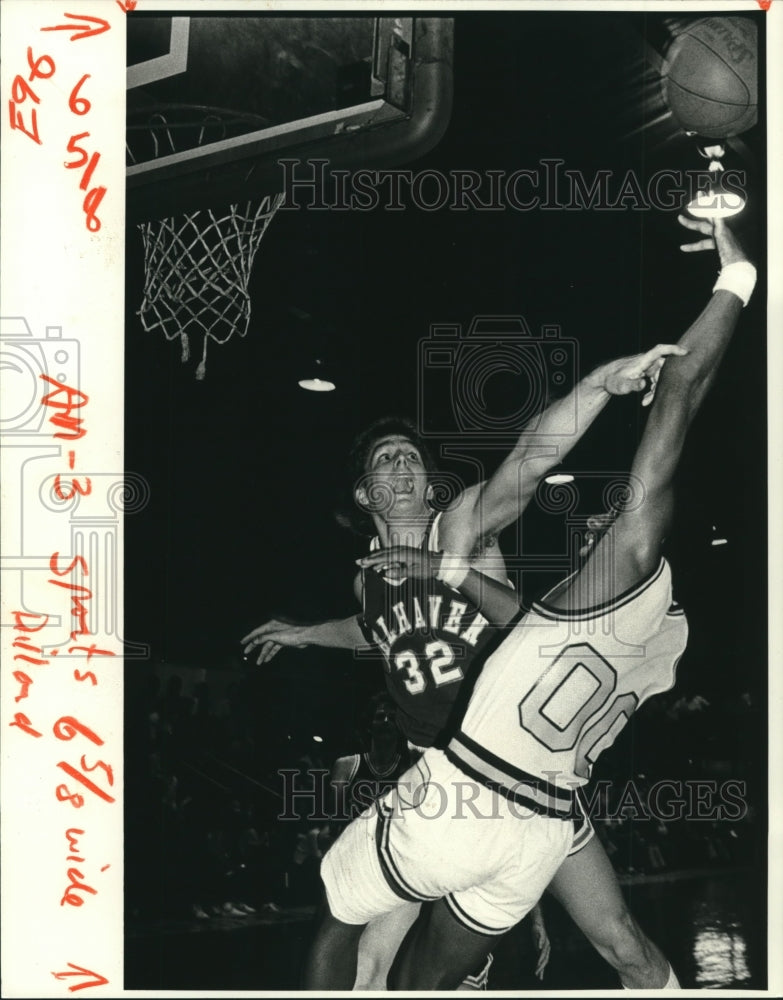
[712,260,757,307]
[436,552,469,590]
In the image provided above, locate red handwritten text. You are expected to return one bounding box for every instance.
[63,69,107,230]
[64,70,107,232]
[40,374,89,440]
[71,643,115,686]
[60,827,108,907]
[51,961,109,993]
[11,20,111,229]
[8,47,55,145]
[54,716,115,807]
[41,13,111,42]
[13,670,34,701]
[11,609,50,673]
[9,712,43,738]
[40,375,93,505]
[49,553,92,640]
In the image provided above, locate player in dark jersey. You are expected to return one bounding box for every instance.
[243,340,685,988]
[306,216,756,989]
[329,693,409,835]
[357,510,497,751]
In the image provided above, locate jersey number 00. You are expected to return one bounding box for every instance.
[518,642,639,779]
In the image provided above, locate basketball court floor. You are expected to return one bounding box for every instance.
[125,868,765,990]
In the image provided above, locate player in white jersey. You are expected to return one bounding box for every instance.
[245,359,685,985]
[447,558,688,812]
[305,215,756,989]
[328,693,550,989]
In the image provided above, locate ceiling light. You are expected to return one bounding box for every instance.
[298,357,335,391]
[298,377,335,391]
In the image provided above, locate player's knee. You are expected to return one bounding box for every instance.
[316,905,365,950]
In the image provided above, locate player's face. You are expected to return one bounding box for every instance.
[364,435,430,519]
[370,702,398,738]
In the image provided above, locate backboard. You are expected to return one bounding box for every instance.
[126,14,454,221]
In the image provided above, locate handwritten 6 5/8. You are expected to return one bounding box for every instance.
[54,715,115,808]
[8,46,107,232]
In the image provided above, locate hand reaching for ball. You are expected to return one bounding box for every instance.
[678,215,748,268]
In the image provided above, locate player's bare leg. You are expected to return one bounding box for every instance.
[387,898,496,991]
[548,838,675,988]
[302,905,366,990]
[353,903,420,989]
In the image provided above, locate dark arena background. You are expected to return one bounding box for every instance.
[123,9,767,991]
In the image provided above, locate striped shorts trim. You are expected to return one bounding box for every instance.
[445,740,573,819]
[444,893,509,937]
[374,799,437,904]
[460,951,494,990]
[569,790,595,856]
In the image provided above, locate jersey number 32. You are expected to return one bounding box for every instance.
[394,640,464,694]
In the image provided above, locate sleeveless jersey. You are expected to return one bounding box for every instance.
[334,751,409,821]
[359,514,497,748]
[446,558,688,818]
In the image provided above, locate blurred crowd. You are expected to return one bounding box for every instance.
[125,668,326,921]
[590,688,763,879]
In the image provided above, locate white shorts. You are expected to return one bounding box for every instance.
[410,739,593,858]
[321,748,574,935]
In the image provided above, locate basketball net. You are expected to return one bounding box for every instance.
[137,194,285,379]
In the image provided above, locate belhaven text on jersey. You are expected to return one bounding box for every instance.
[360,557,495,749]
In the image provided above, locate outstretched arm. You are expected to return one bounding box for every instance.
[357,546,521,626]
[241,614,368,665]
[437,344,687,555]
[548,216,755,611]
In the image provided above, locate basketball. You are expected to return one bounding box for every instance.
[662,17,757,138]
